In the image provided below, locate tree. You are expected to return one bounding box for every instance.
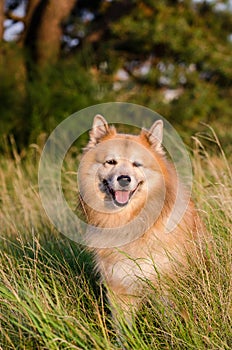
[78,0,232,132]
[0,0,79,144]
[1,0,232,146]
[4,0,76,67]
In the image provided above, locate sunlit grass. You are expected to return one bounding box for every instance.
[0,130,231,349]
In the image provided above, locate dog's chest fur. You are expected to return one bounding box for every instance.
[94,227,178,294]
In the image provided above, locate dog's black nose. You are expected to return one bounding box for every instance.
[117,175,131,187]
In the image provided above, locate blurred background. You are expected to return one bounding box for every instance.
[0,0,232,149]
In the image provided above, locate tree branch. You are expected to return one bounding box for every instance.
[5,11,26,23]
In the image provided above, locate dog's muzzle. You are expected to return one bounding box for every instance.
[102,177,142,207]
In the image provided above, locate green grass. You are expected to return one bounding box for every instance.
[0,131,231,349]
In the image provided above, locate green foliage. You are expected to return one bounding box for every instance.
[103,0,232,127]
[0,53,105,146]
[0,45,26,141]
[25,58,101,141]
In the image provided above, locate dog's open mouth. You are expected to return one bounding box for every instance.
[103,180,141,207]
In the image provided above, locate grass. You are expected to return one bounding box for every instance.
[0,130,231,349]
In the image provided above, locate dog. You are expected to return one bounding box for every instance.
[78,115,204,319]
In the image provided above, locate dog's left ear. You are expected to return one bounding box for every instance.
[142,120,164,154]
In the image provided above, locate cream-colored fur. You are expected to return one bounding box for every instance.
[78,115,203,317]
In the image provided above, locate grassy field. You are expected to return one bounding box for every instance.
[0,130,231,349]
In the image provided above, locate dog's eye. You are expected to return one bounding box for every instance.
[105,159,117,165]
[133,161,142,167]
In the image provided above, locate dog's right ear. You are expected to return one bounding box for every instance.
[87,115,116,149]
[91,115,109,140]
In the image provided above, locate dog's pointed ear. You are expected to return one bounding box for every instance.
[86,115,116,150]
[91,115,110,141]
[141,120,164,154]
[148,120,163,145]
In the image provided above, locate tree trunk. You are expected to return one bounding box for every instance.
[25,0,76,67]
[21,0,41,43]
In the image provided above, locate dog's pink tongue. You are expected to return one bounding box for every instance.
[115,190,130,204]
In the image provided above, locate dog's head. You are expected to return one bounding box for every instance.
[79,115,166,212]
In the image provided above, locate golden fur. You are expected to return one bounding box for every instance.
[78,115,204,316]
